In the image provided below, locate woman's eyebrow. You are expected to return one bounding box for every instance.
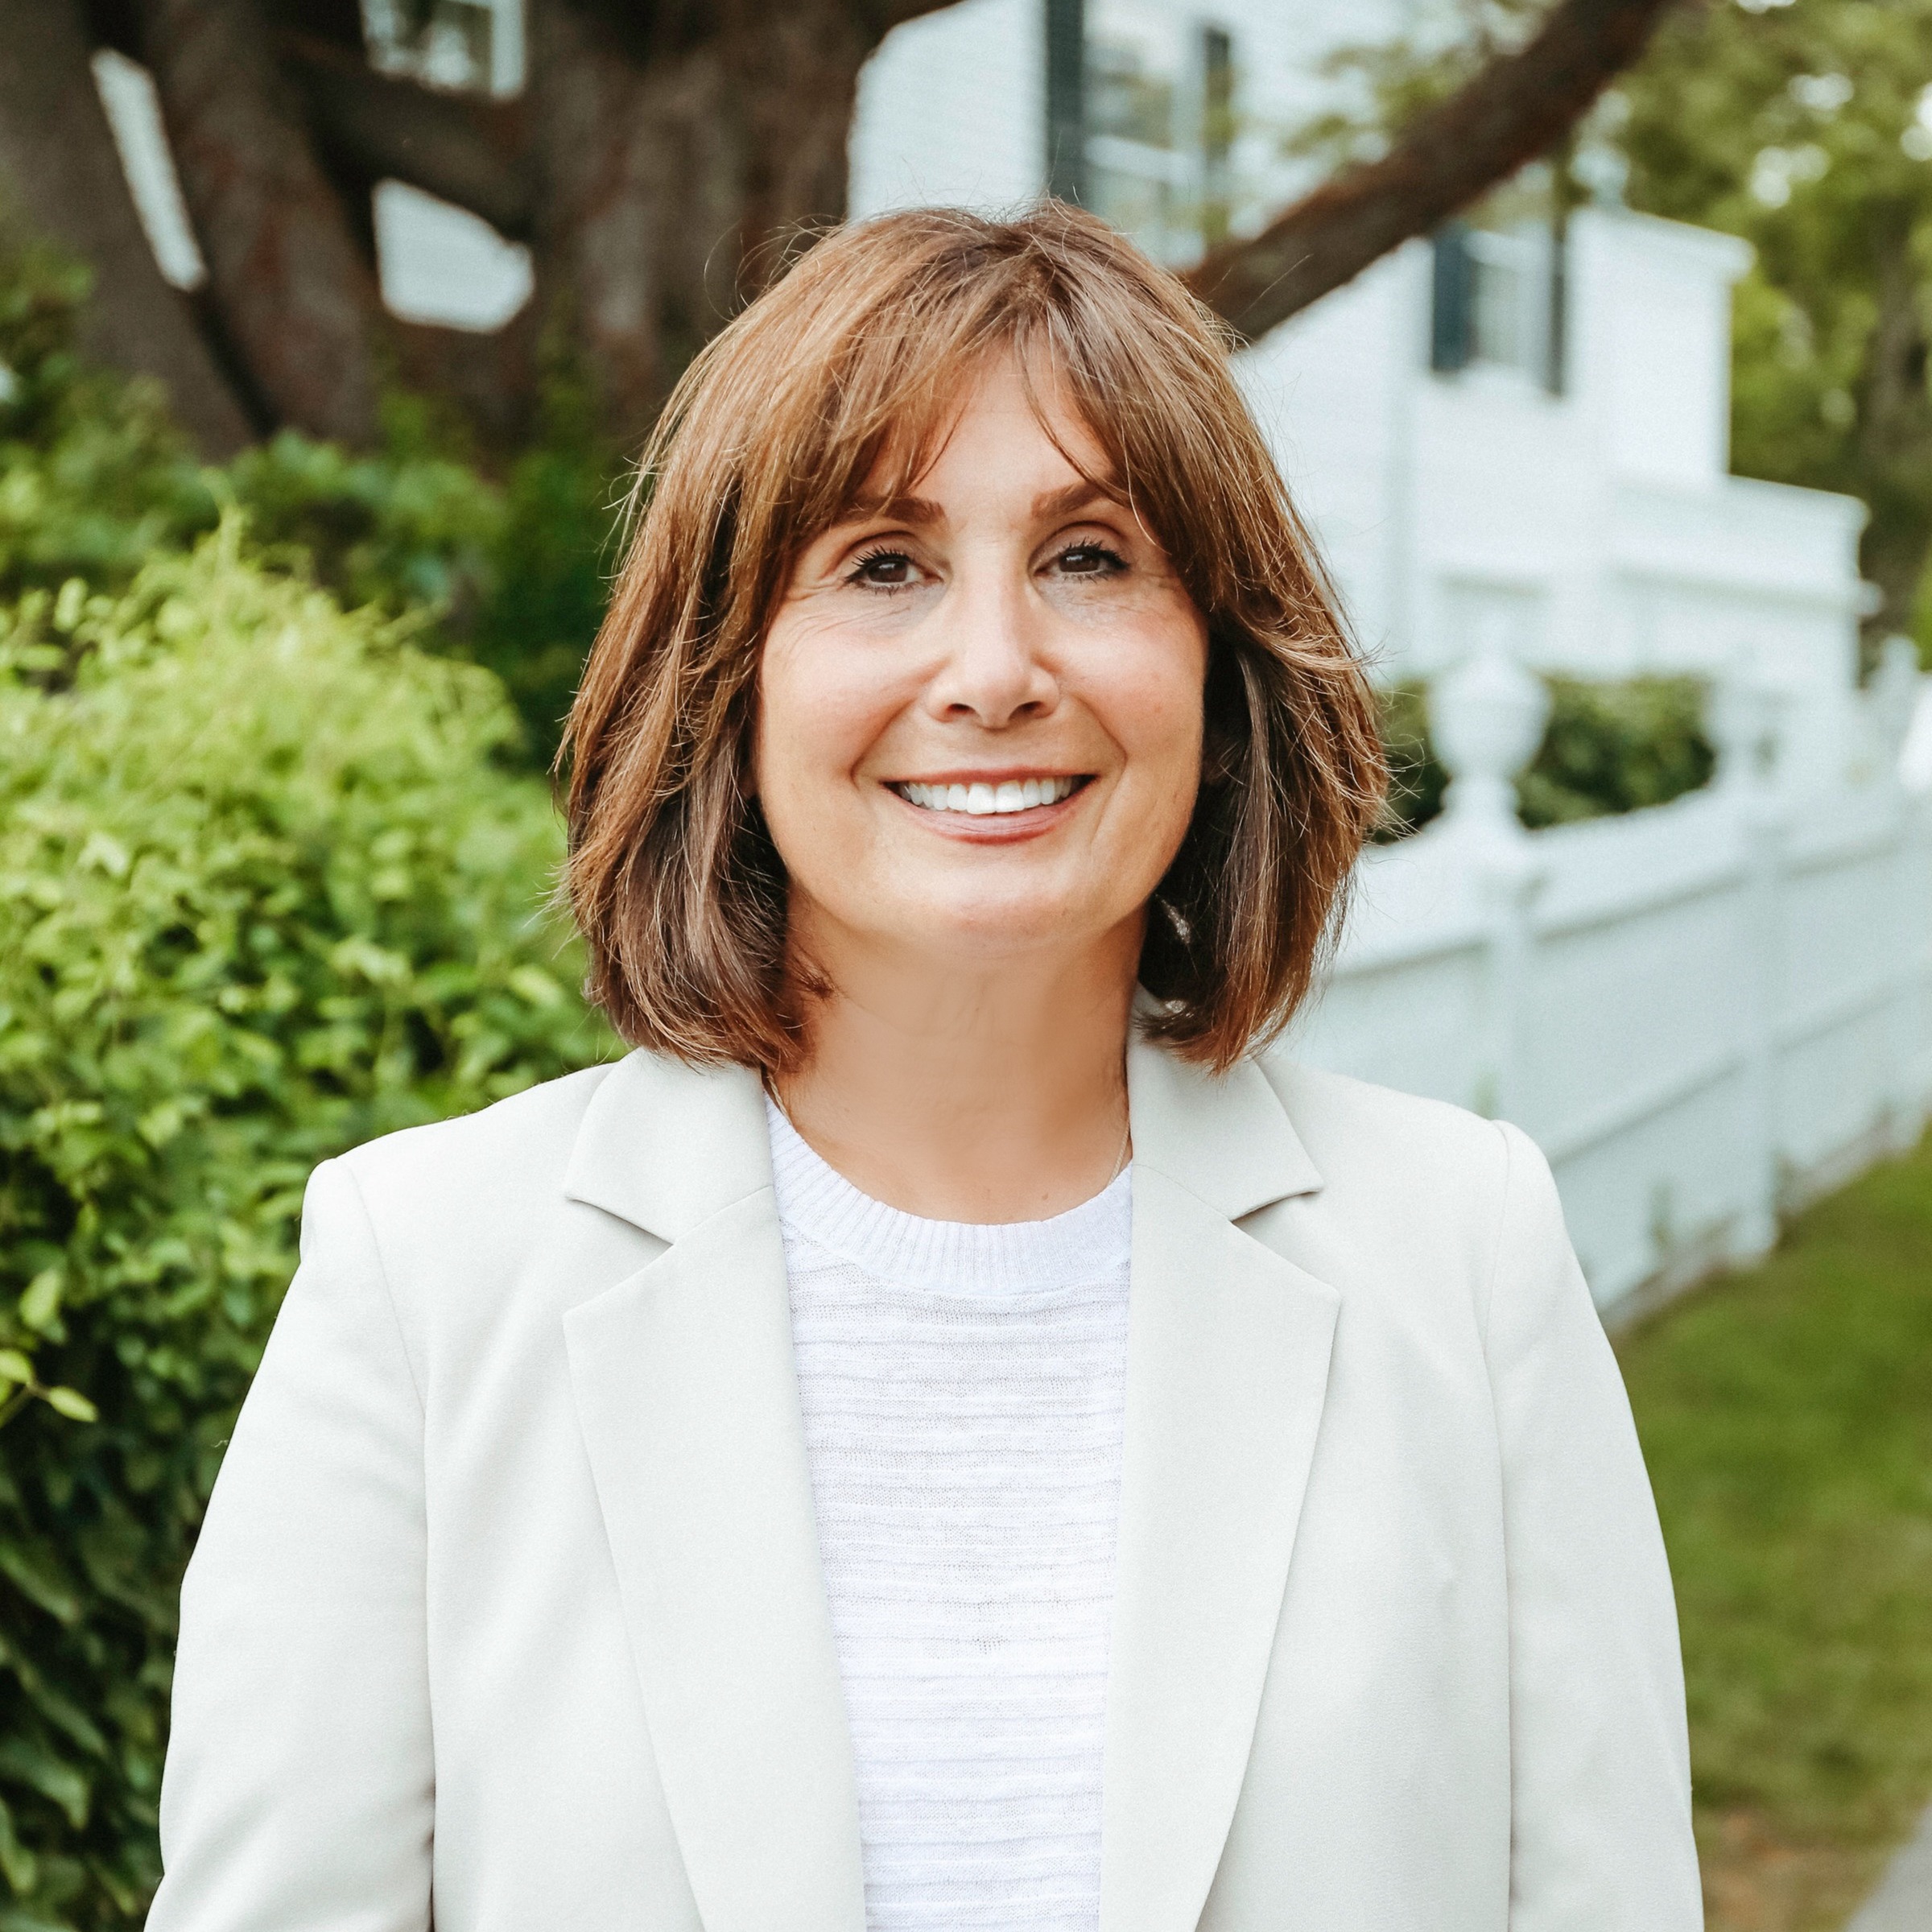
[840,493,945,528]
[836,481,1117,531]
[1032,481,1117,521]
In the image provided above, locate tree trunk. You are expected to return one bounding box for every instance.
[526,0,873,449]
[0,0,251,453]
[140,0,386,444]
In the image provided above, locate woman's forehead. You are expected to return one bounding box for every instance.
[835,357,1121,522]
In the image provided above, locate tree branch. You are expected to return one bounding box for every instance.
[1184,0,1680,341]
[282,33,534,239]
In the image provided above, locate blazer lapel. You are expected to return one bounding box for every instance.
[556,1042,1335,1932]
[1100,1043,1338,1932]
[561,1053,864,1932]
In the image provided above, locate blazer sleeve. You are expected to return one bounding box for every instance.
[1484,1121,1703,1932]
[147,1157,434,1932]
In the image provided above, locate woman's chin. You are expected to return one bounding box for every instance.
[876,894,1139,967]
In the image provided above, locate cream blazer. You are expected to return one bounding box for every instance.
[149,1038,1702,1932]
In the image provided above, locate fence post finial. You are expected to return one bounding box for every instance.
[1427,616,1550,836]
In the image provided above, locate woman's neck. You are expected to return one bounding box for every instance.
[771,924,1140,1224]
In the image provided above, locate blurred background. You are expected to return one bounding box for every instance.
[1,1,1930,1926]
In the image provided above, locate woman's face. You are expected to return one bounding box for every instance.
[755,357,1209,980]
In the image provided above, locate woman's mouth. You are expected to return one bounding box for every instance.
[888,775,1087,817]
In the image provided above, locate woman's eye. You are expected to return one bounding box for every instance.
[848,548,920,588]
[1052,543,1127,578]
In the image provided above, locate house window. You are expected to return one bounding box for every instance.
[1430,219,1567,393]
[1060,2,1239,268]
[1471,233,1528,367]
[1088,29,1184,261]
[365,0,484,89]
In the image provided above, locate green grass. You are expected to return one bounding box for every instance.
[1620,1133,1932,1929]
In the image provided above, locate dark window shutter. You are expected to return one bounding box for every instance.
[1430,222,1474,374]
[1045,0,1088,204]
[1200,25,1234,247]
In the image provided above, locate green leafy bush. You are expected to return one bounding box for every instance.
[222,387,624,762]
[1519,674,1718,828]
[221,413,502,622]
[1377,672,1717,840]
[461,372,626,761]
[0,529,613,1926]
[222,398,622,762]
[0,221,624,765]
[0,233,209,601]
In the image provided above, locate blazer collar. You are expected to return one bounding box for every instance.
[1125,1027,1324,1220]
[563,1188,865,1932]
[1106,1032,1337,1932]
[563,1048,773,1241]
[563,1025,1326,1243]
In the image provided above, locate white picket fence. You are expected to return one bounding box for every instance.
[1291,639,1932,1321]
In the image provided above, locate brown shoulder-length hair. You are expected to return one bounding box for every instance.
[561,203,1385,1075]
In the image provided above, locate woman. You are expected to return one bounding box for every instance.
[150,206,1701,1931]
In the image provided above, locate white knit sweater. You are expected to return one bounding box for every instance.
[766,1100,1133,1932]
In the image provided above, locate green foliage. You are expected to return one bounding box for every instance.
[0,233,209,600]
[0,189,620,1928]
[223,409,500,622]
[1518,673,1718,827]
[1377,671,1715,839]
[461,372,626,762]
[1623,1132,1932,1927]
[222,382,625,760]
[0,222,624,760]
[1612,0,1932,650]
[0,530,613,1925]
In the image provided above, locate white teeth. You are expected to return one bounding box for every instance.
[895,777,1079,816]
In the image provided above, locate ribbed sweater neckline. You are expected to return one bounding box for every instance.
[764,1096,1132,1296]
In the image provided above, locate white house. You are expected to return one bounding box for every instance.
[851,0,1873,790]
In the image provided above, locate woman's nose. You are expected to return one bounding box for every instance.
[922,572,1059,729]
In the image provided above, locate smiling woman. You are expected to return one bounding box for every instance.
[564,207,1376,1100]
[148,207,1704,1932]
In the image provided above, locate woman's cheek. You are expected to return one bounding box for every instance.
[758,669,906,883]
[1092,624,1206,773]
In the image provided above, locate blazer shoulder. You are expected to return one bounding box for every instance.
[1257,1055,1512,1200]
[1252,1059,1584,1344]
[332,1061,620,1233]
